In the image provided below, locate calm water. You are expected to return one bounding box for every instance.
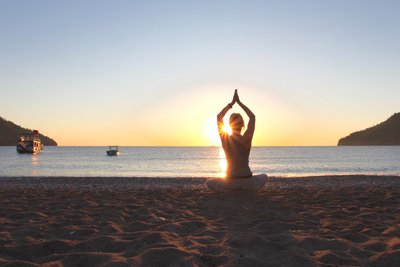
[0,146,399,178]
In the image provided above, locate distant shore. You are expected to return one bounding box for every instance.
[1,175,399,266]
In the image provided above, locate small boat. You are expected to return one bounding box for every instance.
[17,130,43,154]
[106,146,119,156]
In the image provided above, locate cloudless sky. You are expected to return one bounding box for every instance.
[1,0,400,146]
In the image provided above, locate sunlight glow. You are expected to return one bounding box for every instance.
[204,116,233,146]
[31,154,39,176]
[204,117,220,146]
[222,123,232,135]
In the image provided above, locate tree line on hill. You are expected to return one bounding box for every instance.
[0,116,57,146]
[338,113,400,146]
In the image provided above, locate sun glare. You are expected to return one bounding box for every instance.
[204,116,232,145]
[222,123,232,135]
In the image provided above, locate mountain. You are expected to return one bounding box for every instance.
[0,116,57,146]
[338,113,400,146]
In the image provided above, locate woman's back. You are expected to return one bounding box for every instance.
[220,133,252,178]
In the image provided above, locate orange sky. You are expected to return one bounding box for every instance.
[36,85,368,146]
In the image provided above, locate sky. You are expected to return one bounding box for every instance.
[1,0,400,146]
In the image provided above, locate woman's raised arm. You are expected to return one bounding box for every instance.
[217,91,236,135]
[236,93,255,140]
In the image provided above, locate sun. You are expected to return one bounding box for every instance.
[204,116,232,145]
[222,123,232,135]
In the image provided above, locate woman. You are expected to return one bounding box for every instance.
[206,90,267,192]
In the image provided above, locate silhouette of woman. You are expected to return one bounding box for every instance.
[206,89,267,192]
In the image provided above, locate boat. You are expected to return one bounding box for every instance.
[17,130,43,154]
[106,146,119,156]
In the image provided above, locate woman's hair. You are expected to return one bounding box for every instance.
[229,113,244,131]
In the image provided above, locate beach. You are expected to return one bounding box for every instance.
[1,176,399,266]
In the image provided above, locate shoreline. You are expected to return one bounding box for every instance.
[0,175,400,190]
[1,175,399,266]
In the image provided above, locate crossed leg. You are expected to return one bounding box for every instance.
[206,174,267,193]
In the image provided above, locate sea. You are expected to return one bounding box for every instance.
[0,146,399,178]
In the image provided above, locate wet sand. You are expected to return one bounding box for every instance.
[1,176,399,266]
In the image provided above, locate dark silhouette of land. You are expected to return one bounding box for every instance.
[338,113,400,146]
[0,116,57,146]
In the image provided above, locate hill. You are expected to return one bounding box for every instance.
[338,113,400,146]
[0,116,57,146]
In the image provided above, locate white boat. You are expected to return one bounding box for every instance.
[17,130,43,154]
[106,146,119,156]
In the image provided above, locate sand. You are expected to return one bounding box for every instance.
[0,175,399,266]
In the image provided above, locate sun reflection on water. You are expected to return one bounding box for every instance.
[218,147,227,178]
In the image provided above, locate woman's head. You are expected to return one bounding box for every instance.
[229,113,244,132]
